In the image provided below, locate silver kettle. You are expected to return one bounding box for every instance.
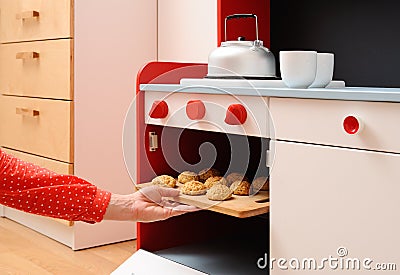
[207,14,276,78]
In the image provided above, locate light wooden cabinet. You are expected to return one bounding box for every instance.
[0,0,157,250]
[0,39,73,99]
[0,0,72,43]
[269,98,400,273]
[0,96,73,162]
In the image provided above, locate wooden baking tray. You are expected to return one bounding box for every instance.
[137,182,269,218]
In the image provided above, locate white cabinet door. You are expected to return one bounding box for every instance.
[157,0,218,63]
[270,140,400,273]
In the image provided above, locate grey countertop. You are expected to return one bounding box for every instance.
[139,83,400,103]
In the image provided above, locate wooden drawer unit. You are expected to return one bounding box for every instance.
[0,96,73,162]
[270,97,400,153]
[0,0,72,43]
[0,39,73,100]
[0,0,155,250]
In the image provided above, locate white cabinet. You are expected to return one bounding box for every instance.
[270,141,400,273]
[269,97,400,273]
[157,0,218,63]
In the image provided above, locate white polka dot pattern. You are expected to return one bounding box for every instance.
[0,149,111,223]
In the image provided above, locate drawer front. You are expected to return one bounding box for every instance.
[0,39,72,100]
[1,148,73,175]
[0,96,73,162]
[0,0,72,43]
[145,91,269,137]
[270,97,400,153]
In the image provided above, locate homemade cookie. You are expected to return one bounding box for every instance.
[198,168,221,182]
[204,176,228,189]
[151,175,177,188]
[207,184,233,201]
[181,180,207,196]
[250,176,269,195]
[178,171,199,184]
[226,172,248,186]
[230,180,251,196]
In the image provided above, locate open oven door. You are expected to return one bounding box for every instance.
[111,249,207,275]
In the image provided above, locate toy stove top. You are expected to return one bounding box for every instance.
[180,77,345,89]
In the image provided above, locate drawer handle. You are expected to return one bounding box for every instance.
[16,107,40,117]
[16,52,40,60]
[16,10,40,20]
[343,115,362,134]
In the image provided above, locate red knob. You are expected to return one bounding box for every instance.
[225,104,247,125]
[149,100,168,118]
[343,115,361,134]
[186,100,205,120]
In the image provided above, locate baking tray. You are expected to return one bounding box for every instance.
[137,182,269,218]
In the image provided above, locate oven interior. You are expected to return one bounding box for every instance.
[144,125,269,181]
[138,124,270,274]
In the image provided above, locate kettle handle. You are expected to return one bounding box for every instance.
[225,14,258,42]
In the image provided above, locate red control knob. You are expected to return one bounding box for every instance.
[343,115,361,134]
[186,100,206,120]
[149,100,168,119]
[225,104,247,125]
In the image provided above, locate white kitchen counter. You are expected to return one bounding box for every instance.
[140,83,400,103]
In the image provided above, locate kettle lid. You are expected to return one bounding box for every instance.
[221,40,254,47]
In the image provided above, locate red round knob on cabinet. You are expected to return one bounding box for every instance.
[186,100,206,120]
[225,104,247,125]
[149,100,168,119]
[343,115,361,134]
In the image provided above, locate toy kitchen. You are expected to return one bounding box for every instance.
[114,1,400,274]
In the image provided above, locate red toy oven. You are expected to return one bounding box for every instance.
[134,62,271,274]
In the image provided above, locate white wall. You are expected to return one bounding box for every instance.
[158,0,218,63]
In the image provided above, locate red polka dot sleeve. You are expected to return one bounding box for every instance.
[0,149,111,223]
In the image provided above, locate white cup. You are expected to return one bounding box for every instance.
[279,51,317,88]
[309,53,334,88]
